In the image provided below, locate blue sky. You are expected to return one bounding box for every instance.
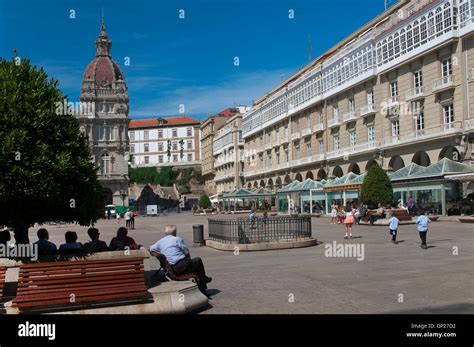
[0,0,393,119]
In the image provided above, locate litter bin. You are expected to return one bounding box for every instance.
[193,224,204,247]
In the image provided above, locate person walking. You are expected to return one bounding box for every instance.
[407,196,415,215]
[343,206,354,239]
[130,210,136,230]
[125,210,131,228]
[388,214,400,244]
[330,201,338,225]
[354,206,361,225]
[416,210,430,249]
[116,211,121,224]
[249,208,256,228]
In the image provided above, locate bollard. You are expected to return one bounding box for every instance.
[193,224,204,247]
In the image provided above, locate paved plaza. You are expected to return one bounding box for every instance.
[29,212,474,314]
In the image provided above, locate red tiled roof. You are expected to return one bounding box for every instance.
[129,118,157,128]
[211,107,240,118]
[165,116,200,125]
[129,116,200,128]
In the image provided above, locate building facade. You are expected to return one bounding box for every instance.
[213,113,245,194]
[242,0,474,206]
[128,116,201,168]
[78,18,130,206]
[200,107,245,195]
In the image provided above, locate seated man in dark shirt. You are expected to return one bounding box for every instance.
[33,228,57,252]
[109,227,139,250]
[83,228,108,252]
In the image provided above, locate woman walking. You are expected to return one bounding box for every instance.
[330,201,338,225]
[343,205,355,239]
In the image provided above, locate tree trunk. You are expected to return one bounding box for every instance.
[12,223,30,244]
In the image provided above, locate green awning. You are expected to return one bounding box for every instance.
[277,179,325,193]
[277,180,303,193]
[410,158,474,179]
[246,187,275,197]
[223,188,253,199]
[389,163,425,181]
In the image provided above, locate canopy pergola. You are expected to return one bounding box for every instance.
[389,163,424,181]
[389,158,474,213]
[222,188,276,211]
[277,179,328,214]
[322,172,365,192]
[409,158,474,179]
[245,187,275,198]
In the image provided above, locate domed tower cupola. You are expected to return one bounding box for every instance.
[96,16,112,57]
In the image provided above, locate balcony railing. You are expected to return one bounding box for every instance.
[301,128,312,137]
[215,173,234,182]
[243,161,291,177]
[291,132,301,141]
[385,95,400,104]
[360,104,377,117]
[326,141,380,159]
[432,75,454,93]
[406,86,425,101]
[280,135,290,145]
[328,116,341,128]
[313,123,324,133]
[465,118,474,131]
[343,111,357,123]
[382,121,463,147]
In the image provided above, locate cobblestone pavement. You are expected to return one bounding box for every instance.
[29,212,474,314]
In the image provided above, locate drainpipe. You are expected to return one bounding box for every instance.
[463,38,471,166]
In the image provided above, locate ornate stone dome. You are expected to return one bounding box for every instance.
[81,18,126,91]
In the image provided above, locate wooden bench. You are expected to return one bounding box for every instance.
[0,266,6,301]
[390,209,412,222]
[12,258,149,313]
[150,252,197,282]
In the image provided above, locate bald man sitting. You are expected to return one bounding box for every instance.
[150,225,212,294]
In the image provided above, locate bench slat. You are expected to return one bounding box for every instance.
[18,258,144,271]
[13,291,149,309]
[17,280,145,295]
[13,285,147,303]
[17,277,144,292]
[18,264,144,278]
[0,266,5,300]
[18,273,144,287]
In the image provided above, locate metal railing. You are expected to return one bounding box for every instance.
[326,141,380,159]
[208,216,312,244]
[382,121,463,146]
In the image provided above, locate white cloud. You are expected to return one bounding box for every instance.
[130,68,294,117]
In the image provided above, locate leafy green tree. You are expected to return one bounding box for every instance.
[199,194,212,209]
[129,166,176,186]
[0,56,104,243]
[359,164,393,208]
[178,186,190,195]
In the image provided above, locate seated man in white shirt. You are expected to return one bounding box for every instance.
[149,225,212,294]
